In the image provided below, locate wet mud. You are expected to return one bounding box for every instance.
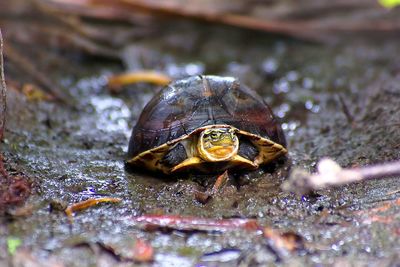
[1,24,399,266]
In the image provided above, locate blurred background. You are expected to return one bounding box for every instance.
[0,1,399,266]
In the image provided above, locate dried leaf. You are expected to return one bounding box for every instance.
[210,170,229,195]
[22,84,54,102]
[132,239,154,263]
[263,228,304,252]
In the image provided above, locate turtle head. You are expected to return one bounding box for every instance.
[197,127,239,162]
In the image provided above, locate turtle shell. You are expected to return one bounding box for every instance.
[127,75,286,163]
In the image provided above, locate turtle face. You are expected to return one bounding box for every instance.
[197,127,239,162]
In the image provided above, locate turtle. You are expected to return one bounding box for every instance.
[126,75,287,174]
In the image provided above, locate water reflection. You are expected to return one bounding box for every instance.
[89,96,131,138]
[282,121,300,137]
[305,100,320,113]
[166,62,205,78]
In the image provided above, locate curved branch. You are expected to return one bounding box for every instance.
[0,29,6,141]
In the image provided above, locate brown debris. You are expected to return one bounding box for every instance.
[386,189,400,196]
[22,83,55,102]
[363,215,394,224]
[4,44,70,105]
[107,70,171,93]
[194,190,211,204]
[1,0,122,108]
[282,158,400,195]
[7,203,35,217]
[337,94,355,125]
[128,215,307,258]
[210,170,229,194]
[130,214,261,232]
[46,0,400,42]
[97,238,154,263]
[355,198,400,225]
[195,170,230,204]
[0,176,31,206]
[12,248,65,267]
[0,155,31,213]
[263,228,305,252]
[132,239,154,263]
[65,197,122,222]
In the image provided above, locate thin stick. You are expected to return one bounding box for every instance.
[0,29,6,141]
[65,197,122,223]
[4,45,73,106]
[93,0,400,41]
[337,94,355,124]
[130,214,261,232]
[194,170,230,204]
[107,71,171,92]
[282,158,400,195]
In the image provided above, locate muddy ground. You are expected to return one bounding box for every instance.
[0,21,399,266]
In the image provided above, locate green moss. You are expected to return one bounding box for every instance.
[177,246,199,257]
[7,237,22,255]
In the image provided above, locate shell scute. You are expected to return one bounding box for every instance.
[127,75,287,173]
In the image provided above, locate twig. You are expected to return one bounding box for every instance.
[4,44,73,105]
[386,189,400,196]
[91,0,400,42]
[0,29,6,141]
[107,71,171,92]
[337,94,355,124]
[129,214,261,232]
[195,170,230,204]
[210,170,229,195]
[282,158,400,195]
[65,197,122,223]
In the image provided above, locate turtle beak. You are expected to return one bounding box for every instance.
[206,146,236,159]
[197,128,239,162]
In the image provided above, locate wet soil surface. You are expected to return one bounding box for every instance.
[1,24,400,266]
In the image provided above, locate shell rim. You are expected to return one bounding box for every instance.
[126,124,287,165]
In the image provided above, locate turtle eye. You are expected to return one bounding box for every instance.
[210,132,220,140]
